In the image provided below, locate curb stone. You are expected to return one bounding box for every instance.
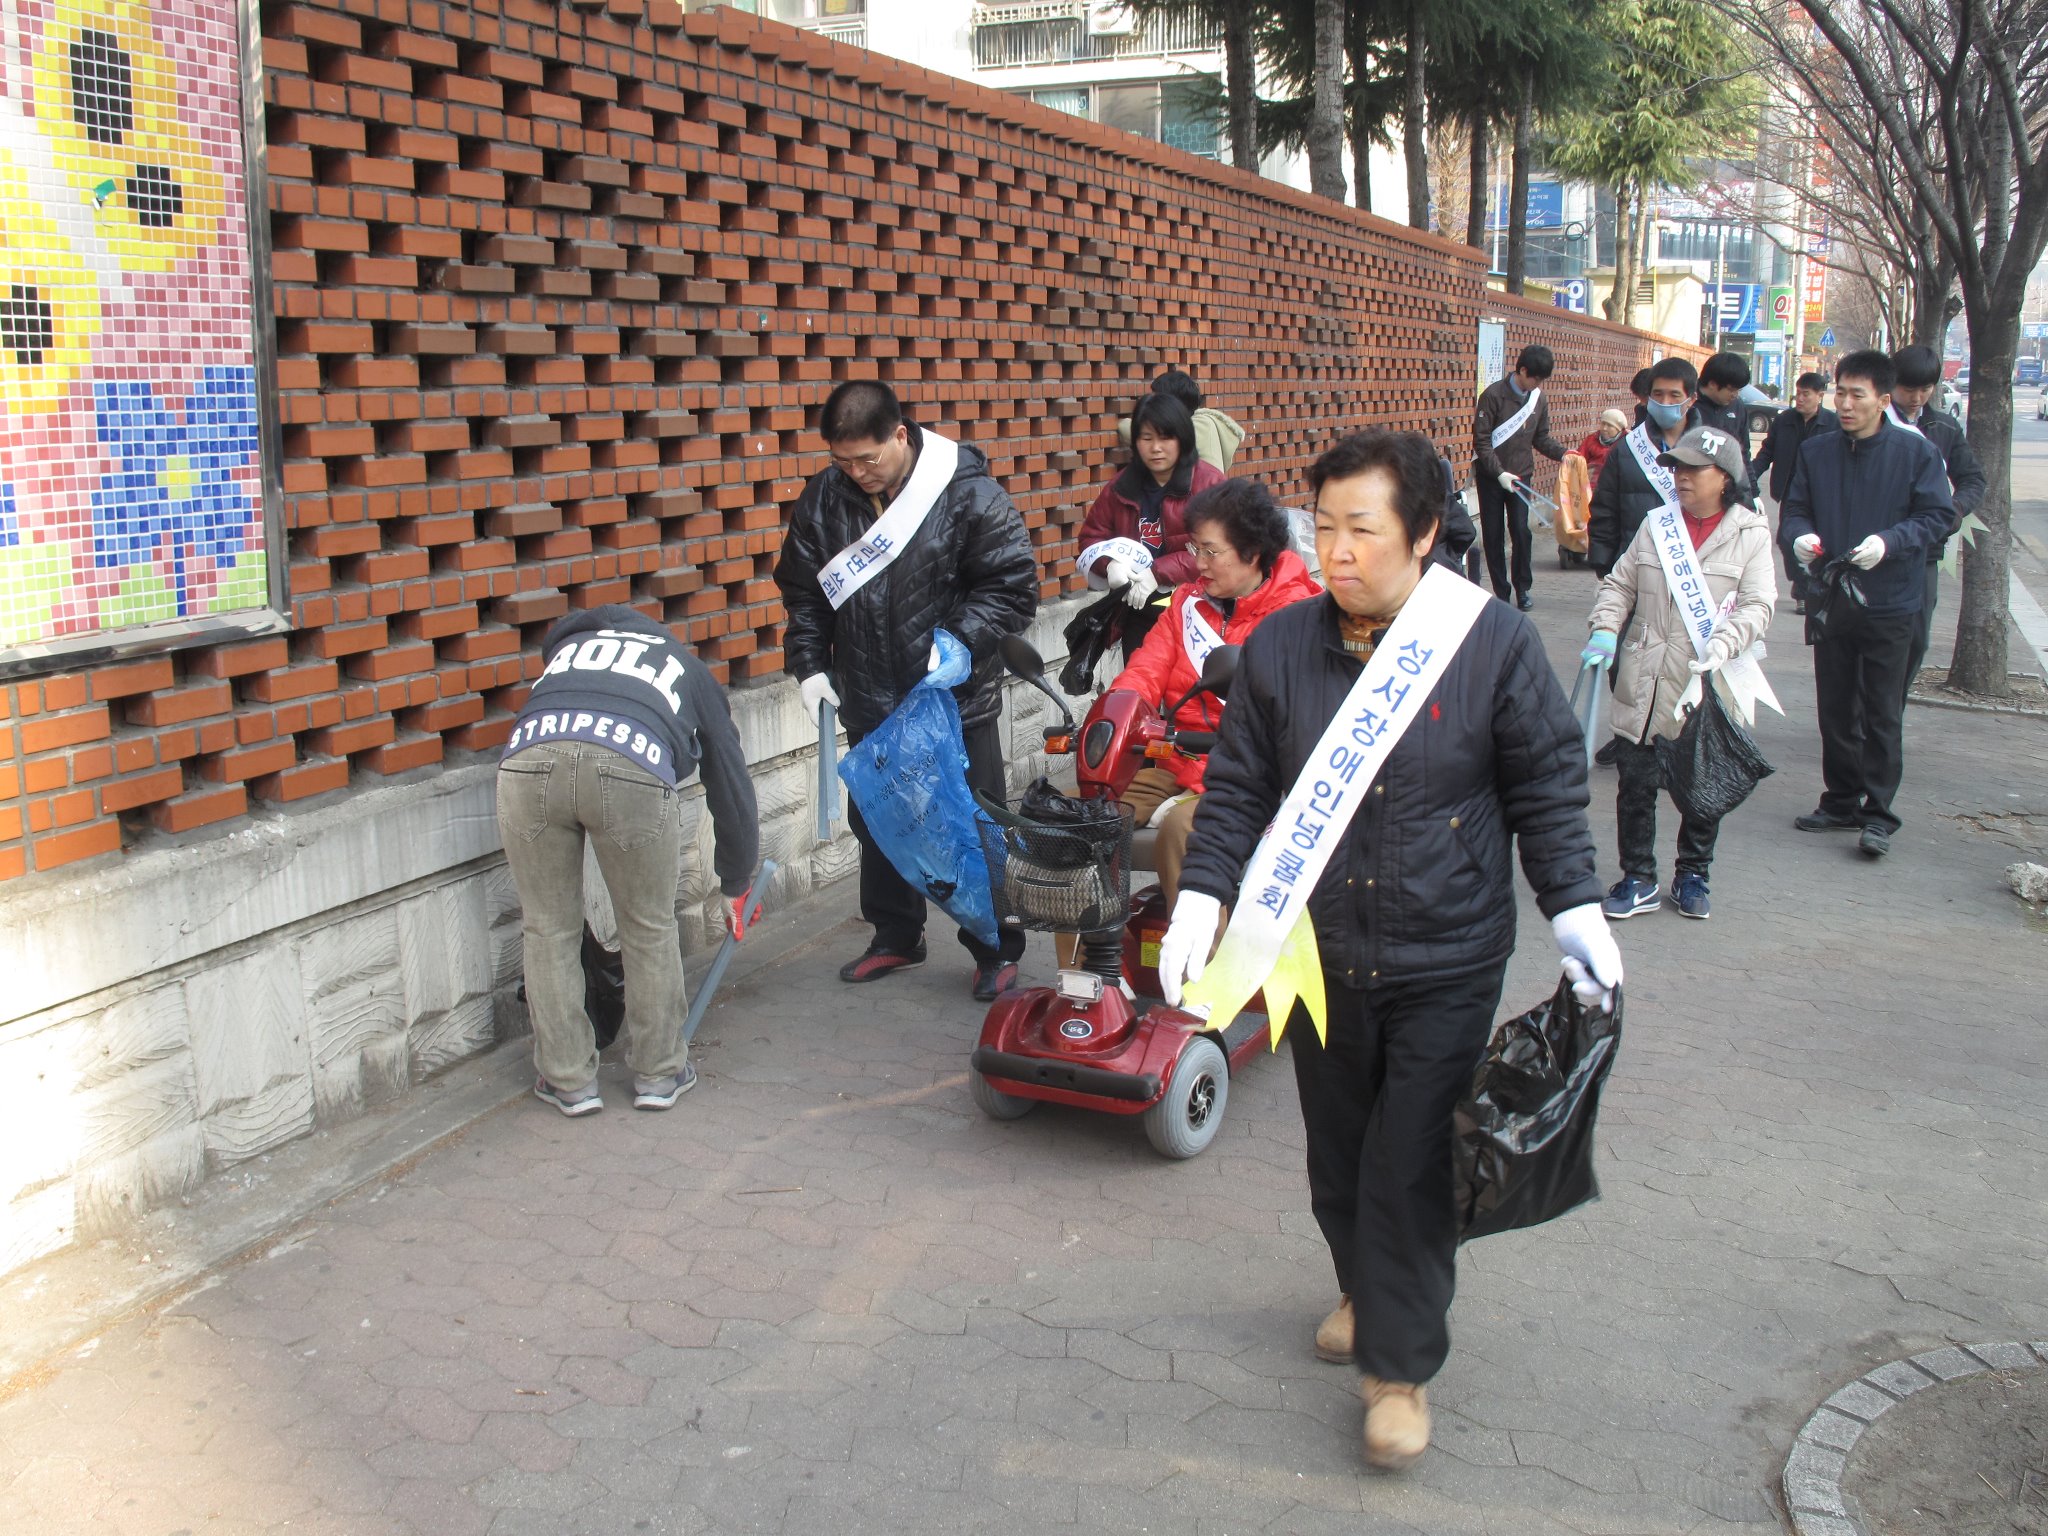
[1784,1341,2048,1535]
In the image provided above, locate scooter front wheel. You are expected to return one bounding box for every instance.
[970,1068,1038,1121]
[1143,1037,1228,1158]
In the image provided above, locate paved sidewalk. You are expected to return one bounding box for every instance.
[3,576,2045,1536]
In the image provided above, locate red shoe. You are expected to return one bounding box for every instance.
[838,942,927,983]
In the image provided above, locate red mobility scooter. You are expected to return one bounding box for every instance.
[969,636,1270,1158]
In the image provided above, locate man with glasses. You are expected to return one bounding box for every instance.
[775,381,1038,998]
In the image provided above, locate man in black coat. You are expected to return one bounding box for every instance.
[774,381,1037,996]
[1588,356,1699,576]
[1471,344,1569,609]
[1751,372,1841,611]
[1780,350,1954,858]
[1889,344,1988,692]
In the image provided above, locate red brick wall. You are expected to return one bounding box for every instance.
[0,0,1698,883]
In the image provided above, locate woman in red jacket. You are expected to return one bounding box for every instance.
[1078,393,1229,657]
[1107,478,1322,907]
[1576,408,1629,484]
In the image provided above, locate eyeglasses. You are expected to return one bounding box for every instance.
[1184,541,1231,561]
[829,448,890,473]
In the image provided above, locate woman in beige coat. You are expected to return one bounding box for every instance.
[1580,425,1777,921]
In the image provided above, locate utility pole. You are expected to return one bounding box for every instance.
[1712,222,1728,351]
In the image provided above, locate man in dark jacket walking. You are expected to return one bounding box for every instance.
[1588,357,1699,576]
[1781,350,1954,858]
[1889,345,1987,692]
[1472,344,1569,610]
[1751,372,1840,610]
[499,606,761,1116]
[775,381,1038,997]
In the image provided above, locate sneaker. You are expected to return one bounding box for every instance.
[1601,876,1661,919]
[633,1063,697,1110]
[1794,809,1861,832]
[534,1077,603,1116]
[1672,872,1711,919]
[1314,1296,1354,1364]
[1516,592,1535,612]
[839,941,927,983]
[1859,825,1891,858]
[971,959,1019,1003]
[1593,738,1619,768]
[1362,1377,1430,1470]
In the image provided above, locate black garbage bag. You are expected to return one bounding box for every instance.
[516,923,626,1049]
[1803,557,1867,646]
[1455,976,1623,1241]
[1060,588,1128,695]
[1654,680,1774,824]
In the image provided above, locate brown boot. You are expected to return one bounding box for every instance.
[1361,1376,1430,1470]
[1313,1296,1353,1363]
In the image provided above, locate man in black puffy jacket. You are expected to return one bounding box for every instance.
[775,381,1037,997]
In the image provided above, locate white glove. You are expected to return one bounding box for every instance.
[1119,564,1159,610]
[1498,471,1518,493]
[1849,534,1886,570]
[927,643,941,674]
[1552,903,1622,1012]
[1792,533,1823,565]
[1156,891,1223,1007]
[799,673,839,721]
[1687,631,1740,676]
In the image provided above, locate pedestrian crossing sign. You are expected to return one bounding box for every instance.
[1818,327,1837,348]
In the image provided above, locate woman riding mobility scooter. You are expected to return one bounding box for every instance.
[969,636,1269,1158]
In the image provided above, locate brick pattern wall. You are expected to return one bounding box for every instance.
[0,0,1697,884]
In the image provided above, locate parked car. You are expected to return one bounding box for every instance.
[2015,356,2042,387]
[1738,383,1780,437]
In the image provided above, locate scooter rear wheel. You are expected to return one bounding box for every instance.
[1143,1037,1228,1158]
[970,1068,1038,1121]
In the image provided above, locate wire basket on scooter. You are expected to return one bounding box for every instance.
[975,781,1133,934]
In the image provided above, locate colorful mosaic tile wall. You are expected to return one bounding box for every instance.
[0,0,1696,882]
[0,0,268,656]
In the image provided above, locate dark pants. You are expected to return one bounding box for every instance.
[1476,475,1533,601]
[848,715,1024,966]
[1813,611,1917,834]
[1613,736,1721,880]
[1289,966,1504,1384]
[1902,561,1940,699]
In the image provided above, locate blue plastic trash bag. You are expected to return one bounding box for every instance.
[837,630,999,948]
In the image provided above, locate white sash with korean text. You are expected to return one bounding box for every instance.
[817,430,959,610]
[1490,386,1542,450]
[1185,565,1488,1042]
[1080,535,1157,590]
[1180,594,1227,673]
[1645,499,1781,725]
[1625,422,1678,504]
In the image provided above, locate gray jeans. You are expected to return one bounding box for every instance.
[497,742,689,1090]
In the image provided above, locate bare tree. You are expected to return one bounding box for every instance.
[1711,0,2048,696]
[1307,0,1349,198]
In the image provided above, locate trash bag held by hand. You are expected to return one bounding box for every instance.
[1655,680,1774,824]
[1803,557,1868,647]
[1454,976,1623,1242]
[1060,588,1128,696]
[838,630,1000,948]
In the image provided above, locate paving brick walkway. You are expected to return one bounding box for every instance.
[4,574,2045,1536]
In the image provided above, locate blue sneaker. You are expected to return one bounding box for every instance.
[1601,876,1661,919]
[633,1062,697,1110]
[535,1077,603,1116]
[1672,872,1711,919]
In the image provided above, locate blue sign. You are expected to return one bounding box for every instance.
[1818,327,1837,349]
[1755,347,1785,393]
[1703,283,1766,336]
[1552,279,1589,315]
[1488,179,1564,231]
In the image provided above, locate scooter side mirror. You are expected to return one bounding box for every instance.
[1198,644,1240,701]
[999,632,1075,732]
[1000,634,1047,680]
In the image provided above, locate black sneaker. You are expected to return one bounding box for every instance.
[839,941,927,983]
[1516,592,1535,611]
[972,959,1019,1002]
[1594,738,1619,768]
[1859,825,1891,858]
[1794,810,1861,832]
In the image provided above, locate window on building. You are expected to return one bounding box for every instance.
[1012,79,1221,159]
